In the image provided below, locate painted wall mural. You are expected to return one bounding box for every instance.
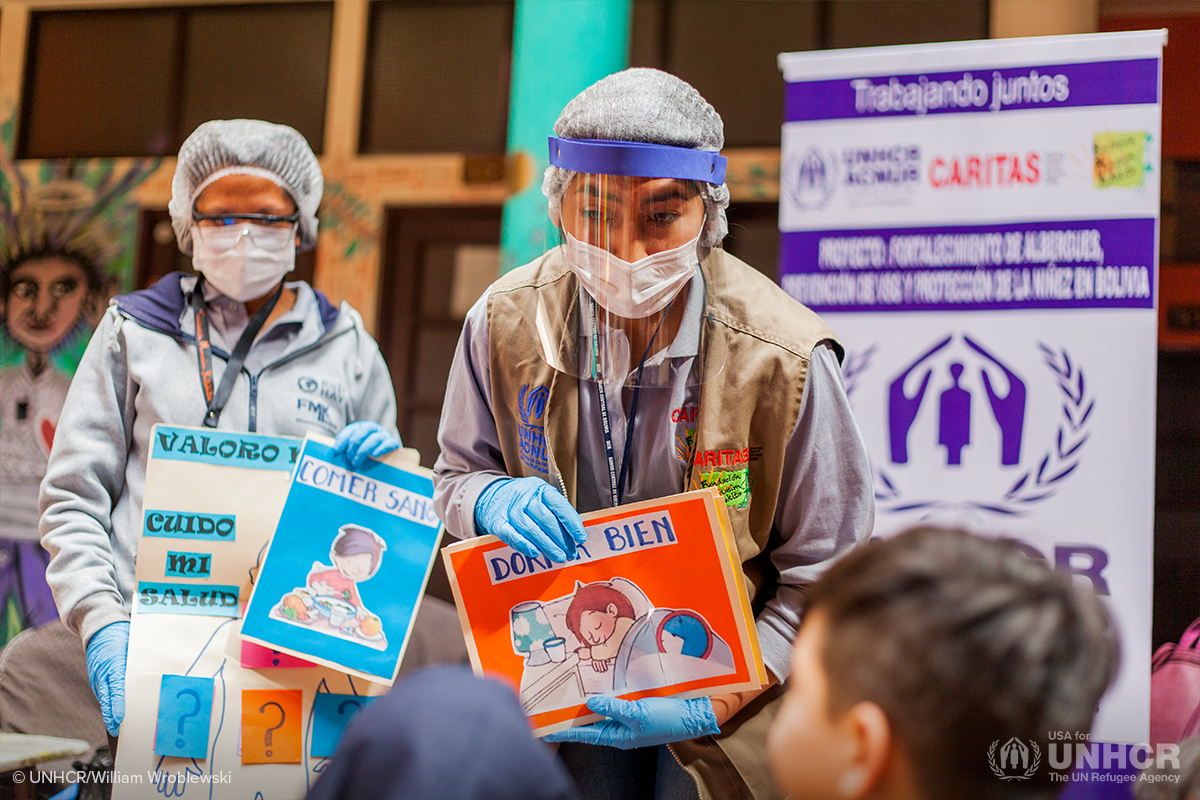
[0,118,157,645]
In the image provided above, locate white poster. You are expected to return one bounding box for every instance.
[115,427,396,799]
[779,31,1164,744]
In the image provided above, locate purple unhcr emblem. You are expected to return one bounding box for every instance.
[965,336,1026,466]
[887,334,1025,467]
[867,340,1090,518]
[784,146,836,211]
[888,335,950,464]
[938,363,971,466]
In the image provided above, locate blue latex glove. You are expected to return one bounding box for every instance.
[86,621,130,737]
[474,477,587,564]
[334,421,401,468]
[543,696,719,749]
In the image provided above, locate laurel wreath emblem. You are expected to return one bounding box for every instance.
[841,344,877,400]
[997,344,1093,510]
[988,740,1042,781]
[848,342,1093,517]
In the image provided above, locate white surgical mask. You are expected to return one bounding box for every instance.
[191,224,295,302]
[562,231,701,319]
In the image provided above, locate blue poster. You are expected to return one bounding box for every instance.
[240,437,442,683]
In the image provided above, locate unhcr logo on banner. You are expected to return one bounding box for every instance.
[987,739,1185,784]
[989,738,1041,781]
[848,334,1095,519]
[783,146,836,211]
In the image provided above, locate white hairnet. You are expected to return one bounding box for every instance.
[169,119,323,254]
[542,68,729,247]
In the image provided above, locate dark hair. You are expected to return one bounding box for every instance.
[332,526,384,573]
[564,583,636,642]
[807,527,1119,800]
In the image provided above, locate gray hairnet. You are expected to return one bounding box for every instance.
[169,119,323,254]
[542,68,729,247]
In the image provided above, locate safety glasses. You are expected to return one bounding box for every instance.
[191,211,299,252]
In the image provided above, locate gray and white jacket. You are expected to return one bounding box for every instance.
[39,272,398,645]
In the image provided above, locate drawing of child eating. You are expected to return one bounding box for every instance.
[273,524,388,650]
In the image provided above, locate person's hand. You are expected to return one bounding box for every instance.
[310,580,336,597]
[473,477,587,563]
[334,421,401,468]
[542,696,719,749]
[86,621,130,737]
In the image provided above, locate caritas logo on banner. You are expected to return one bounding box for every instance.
[778,31,1164,746]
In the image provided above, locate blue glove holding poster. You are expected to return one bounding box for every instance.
[474,477,587,564]
[86,621,130,736]
[543,696,719,749]
[334,421,401,468]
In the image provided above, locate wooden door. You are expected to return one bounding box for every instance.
[376,206,503,603]
[376,206,503,469]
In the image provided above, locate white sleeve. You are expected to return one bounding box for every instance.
[431,292,510,540]
[39,309,136,644]
[755,342,875,680]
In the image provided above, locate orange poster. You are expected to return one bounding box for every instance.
[443,489,766,736]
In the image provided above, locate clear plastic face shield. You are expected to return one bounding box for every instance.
[540,137,728,388]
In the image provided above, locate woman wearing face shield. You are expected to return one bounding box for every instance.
[433,70,874,800]
[39,120,401,743]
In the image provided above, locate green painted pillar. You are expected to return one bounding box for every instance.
[500,0,631,273]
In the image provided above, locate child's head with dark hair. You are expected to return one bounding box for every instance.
[768,527,1119,800]
[330,525,386,581]
[564,583,636,646]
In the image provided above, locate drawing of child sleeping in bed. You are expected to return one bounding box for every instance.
[515,578,737,714]
[565,583,637,674]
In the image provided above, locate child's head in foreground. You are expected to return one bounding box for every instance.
[768,527,1119,800]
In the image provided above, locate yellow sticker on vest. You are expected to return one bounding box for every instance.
[697,468,751,509]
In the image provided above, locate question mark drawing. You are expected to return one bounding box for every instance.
[174,689,202,749]
[259,702,286,757]
[271,650,281,667]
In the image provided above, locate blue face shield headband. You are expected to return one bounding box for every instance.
[548,137,727,185]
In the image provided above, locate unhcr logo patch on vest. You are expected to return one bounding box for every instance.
[518,384,549,474]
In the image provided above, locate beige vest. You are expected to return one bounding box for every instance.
[487,247,839,800]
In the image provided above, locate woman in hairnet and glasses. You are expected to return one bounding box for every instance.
[433,70,874,799]
[40,119,403,744]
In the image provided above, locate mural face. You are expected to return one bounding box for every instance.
[0,136,160,646]
[4,256,94,361]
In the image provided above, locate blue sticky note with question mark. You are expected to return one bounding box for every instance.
[310,693,377,758]
[155,675,214,759]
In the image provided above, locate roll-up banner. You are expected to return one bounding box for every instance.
[779,31,1164,744]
